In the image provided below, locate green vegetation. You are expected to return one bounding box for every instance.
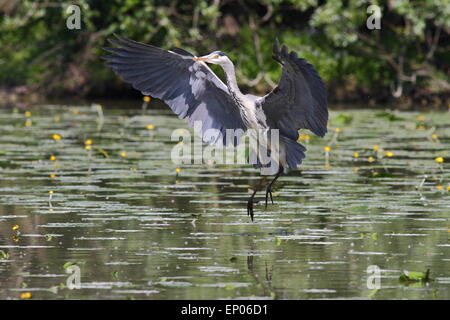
[0,0,449,105]
[400,269,431,283]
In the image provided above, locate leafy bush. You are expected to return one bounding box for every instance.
[0,0,448,103]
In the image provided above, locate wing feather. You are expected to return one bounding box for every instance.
[103,34,246,146]
[258,39,328,138]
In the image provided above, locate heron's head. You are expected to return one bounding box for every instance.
[193,51,229,65]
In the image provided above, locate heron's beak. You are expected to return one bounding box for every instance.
[193,56,210,62]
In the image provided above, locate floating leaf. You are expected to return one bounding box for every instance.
[98,148,109,158]
[275,236,282,246]
[63,261,85,269]
[368,288,379,298]
[0,250,9,259]
[399,269,430,282]
[224,283,236,290]
[375,112,404,121]
[47,286,59,294]
[63,261,76,269]
[333,113,354,125]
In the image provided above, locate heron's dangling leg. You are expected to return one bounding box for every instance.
[247,177,267,221]
[265,167,283,209]
[247,189,258,221]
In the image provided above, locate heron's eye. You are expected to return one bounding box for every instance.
[213,54,220,59]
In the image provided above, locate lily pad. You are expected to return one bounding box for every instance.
[399,269,431,282]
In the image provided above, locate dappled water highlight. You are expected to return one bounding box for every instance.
[0,103,449,299]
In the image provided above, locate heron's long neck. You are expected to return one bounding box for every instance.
[222,63,245,107]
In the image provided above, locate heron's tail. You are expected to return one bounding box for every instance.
[281,136,306,170]
[251,136,306,174]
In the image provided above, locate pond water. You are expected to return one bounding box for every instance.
[0,102,449,300]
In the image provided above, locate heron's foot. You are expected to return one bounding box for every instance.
[265,185,274,209]
[247,197,255,221]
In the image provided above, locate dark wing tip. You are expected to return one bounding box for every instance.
[272,38,282,63]
[110,33,138,47]
[281,44,288,56]
[102,46,116,54]
[107,38,122,47]
[266,39,329,138]
[272,39,291,63]
[106,33,127,46]
[170,47,194,57]
[273,38,280,54]
[315,127,327,137]
[112,33,125,41]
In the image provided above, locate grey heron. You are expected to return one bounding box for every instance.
[103,34,328,220]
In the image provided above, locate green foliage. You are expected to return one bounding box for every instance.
[0,0,448,101]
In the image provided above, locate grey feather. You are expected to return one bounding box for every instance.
[259,39,328,138]
[102,34,246,146]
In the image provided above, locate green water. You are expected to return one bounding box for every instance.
[0,102,449,300]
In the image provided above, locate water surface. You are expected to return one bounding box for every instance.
[0,103,449,299]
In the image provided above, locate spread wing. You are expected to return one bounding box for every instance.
[102,34,246,146]
[258,39,328,140]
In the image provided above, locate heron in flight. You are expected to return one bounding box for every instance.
[103,34,328,220]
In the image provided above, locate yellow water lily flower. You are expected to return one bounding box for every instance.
[20,292,32,299]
